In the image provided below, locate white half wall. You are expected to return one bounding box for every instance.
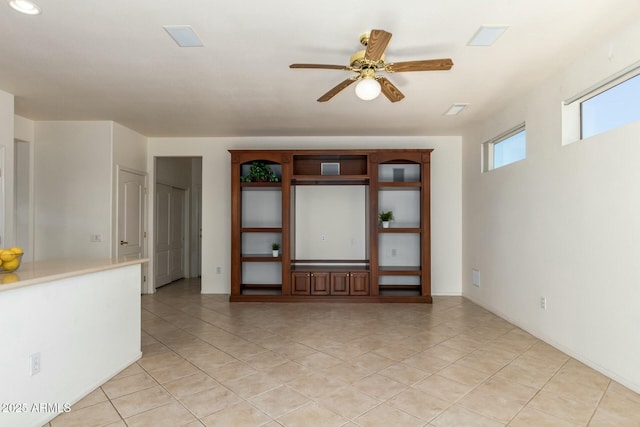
[462,20,640,392]
[0,264,141,427]
[147,136,462,295]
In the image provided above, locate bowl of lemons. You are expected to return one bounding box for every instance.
[0,247,24,273]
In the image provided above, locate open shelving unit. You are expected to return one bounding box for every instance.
[229,149,432,303]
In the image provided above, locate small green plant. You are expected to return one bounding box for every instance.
[241,161,279,182]
[378,211,394,222]
[272,243,280,250]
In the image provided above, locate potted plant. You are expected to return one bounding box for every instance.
[272,242,280,257]
[379,211,394,228]
[241,161,279,183]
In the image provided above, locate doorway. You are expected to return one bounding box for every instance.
[153,157,202,290]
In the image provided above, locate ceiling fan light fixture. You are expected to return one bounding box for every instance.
[8,0,41,15]
[355,76,381,101]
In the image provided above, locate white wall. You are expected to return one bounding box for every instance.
[156,157,193,188]
[15,141,30,258]
[0,265,141,427]
[147,136,462,295]
[34,122,112,259]
[112,122,147,173]
[462,20,640,392]
[14,115,34,143]
[14,116,35,262]
[0,90,15,248]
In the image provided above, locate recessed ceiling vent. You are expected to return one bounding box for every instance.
[468,26,508,46]
[163,25,203,47]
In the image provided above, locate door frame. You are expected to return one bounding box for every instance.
[148,156,202,293]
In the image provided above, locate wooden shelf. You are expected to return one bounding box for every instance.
[291,175,369,184]
[241,254,282,262]
[378,181,421,189]
[240,182,282,188]
[291,265,370,272]
[241,283,282,289]
[379,284,421,291]
[378,226,421,233]
[241,227,282,233]
[378,266,421,275]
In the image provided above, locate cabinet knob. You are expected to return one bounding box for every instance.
[310,273,313,277]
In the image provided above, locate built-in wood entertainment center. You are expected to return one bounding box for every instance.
[229,149,432,303]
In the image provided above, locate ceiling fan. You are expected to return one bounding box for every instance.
[290,29,453,103]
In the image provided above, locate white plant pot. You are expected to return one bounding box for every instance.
[382,221,390,228]
[272,250,279,257]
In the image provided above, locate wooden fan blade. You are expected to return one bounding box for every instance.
[290,64,350,70]
[386,58,453,72]
[378,77,405,103]
[364,29,392,62]
[317,78,357,102]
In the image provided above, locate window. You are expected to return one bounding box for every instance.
[563,63,640,144]
[482,124,526,172]
[581,73,640,139]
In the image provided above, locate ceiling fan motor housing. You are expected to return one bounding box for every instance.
[349,50,386,71]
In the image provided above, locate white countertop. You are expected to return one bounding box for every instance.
[0,258,149,293]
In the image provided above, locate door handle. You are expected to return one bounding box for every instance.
[120,240,128,245]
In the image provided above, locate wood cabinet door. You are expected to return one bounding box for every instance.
[291,272,310,295]
[310,272,330,295]
[350,272,370,296]
[330,273,350,295]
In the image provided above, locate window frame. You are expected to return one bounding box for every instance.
[482,123,526,172]
[563,61,640,144]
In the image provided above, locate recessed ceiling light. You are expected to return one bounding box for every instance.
[444,103,469,115]
[468,26,508,46]
[163,25,203,47]
[8,0,41,15]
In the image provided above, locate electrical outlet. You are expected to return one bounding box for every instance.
[216,266,221,274]
[320,234,327,241]
[89,234,103,242]
[540,297,547,310]
[30,352,41,376]
[391,248,397,257]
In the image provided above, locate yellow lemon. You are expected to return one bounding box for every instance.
[0,250,15,262]
[2,258,19,271]
[9,247,23,255]
[2,273,18,284]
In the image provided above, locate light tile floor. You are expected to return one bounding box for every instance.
[49,278,640,426]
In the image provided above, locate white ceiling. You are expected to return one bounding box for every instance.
[1,0,639,137]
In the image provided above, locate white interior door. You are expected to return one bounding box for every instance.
[117,169,146,262]
[155,184,186,288]
[170,188,185,281]
[155,183,172,287]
